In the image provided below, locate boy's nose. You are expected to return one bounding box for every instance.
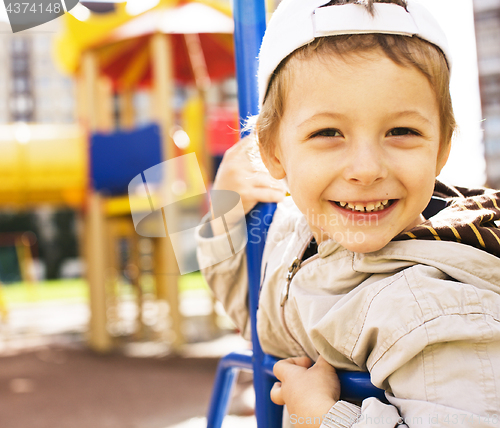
[342,143,388,186]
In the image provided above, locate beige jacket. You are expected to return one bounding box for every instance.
[197,196,500,427]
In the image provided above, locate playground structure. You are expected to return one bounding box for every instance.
[0,231,39,323]
[0,0,240,352]
[60,0,240,353]
[0,123,86,325]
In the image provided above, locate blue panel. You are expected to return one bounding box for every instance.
[90,124,163,196]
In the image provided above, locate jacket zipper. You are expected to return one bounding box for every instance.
[279,236,319,348]
[280,257,301,307]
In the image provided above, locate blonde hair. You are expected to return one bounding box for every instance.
[256,2,455,158]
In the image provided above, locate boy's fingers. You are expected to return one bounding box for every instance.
[273,357,312,380]
[243,188,283,206]
[270,382,285,405]
[315,355,335,370]
[313,356,338,375]
[226,136,251,155]
[289,356,314,368]
[250,188,285,204]
[248,172,285,189]
[311,356,340,385]
[273,359,296,380]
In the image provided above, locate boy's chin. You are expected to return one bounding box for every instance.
[333,234,393,254]
[313,225,399,254]
[342,241,389,254]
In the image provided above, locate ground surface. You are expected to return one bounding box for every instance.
[0,339,257,428]
[1,346,217,428]
[0,297,257,428]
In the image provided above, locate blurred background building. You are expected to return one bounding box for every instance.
[474,0,500,187]
[0,20,79,283]
[0,20,75,124]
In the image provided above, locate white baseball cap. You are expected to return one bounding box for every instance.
[258,0,452,107]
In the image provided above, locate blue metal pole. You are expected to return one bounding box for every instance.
[233,1,283,426]
[246,204,282,428]
[206,351,254,428]
[233,0,267,134]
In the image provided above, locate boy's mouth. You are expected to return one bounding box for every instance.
[332,199,396,213]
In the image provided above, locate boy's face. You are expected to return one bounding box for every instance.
[262,49,450,253]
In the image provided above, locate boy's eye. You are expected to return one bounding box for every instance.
[311,129,343,138]
[387,127,420,137]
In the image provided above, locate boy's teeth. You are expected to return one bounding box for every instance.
[336,200,393,212]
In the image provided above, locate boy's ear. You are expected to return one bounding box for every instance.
[259,143,287,180]
[436,142,451,176]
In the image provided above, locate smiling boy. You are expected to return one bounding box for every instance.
[197,0,500,426]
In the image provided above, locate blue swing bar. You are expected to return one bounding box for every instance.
[233,0,267,134]
[206,2,273,426]
[232,2,286,426]
[205,1,386,427]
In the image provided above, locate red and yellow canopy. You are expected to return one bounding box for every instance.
[54,0,235,90]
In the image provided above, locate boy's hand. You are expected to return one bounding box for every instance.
[212,136,286,216]
[271,356,340,428]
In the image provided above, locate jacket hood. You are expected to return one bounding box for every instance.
[393,180,500,258]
